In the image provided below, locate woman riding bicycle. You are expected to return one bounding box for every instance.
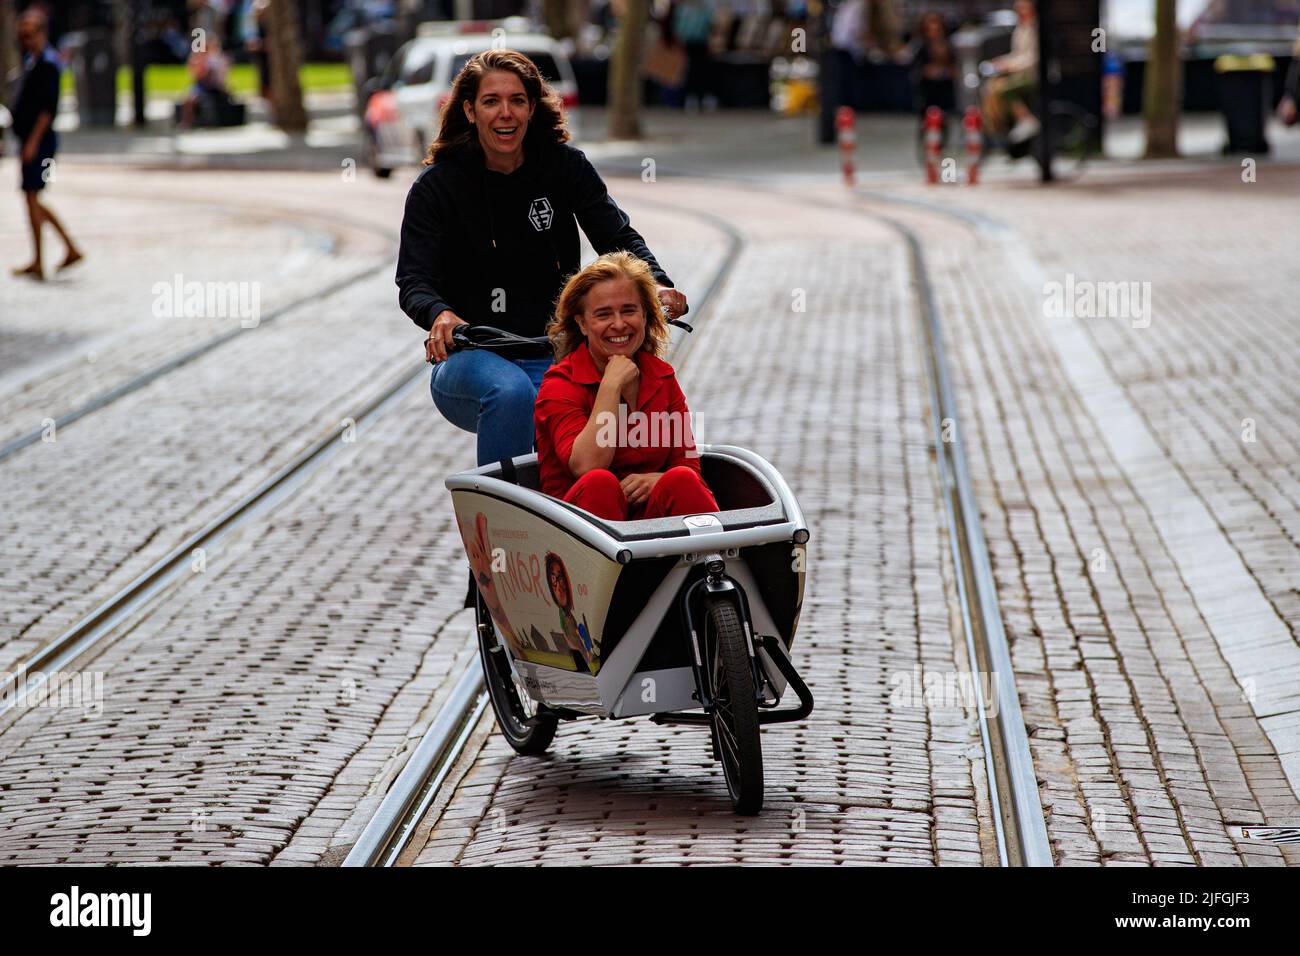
[396,49,686,466]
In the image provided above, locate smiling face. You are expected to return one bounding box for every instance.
[463,69,535,169]
[575,277,647,370]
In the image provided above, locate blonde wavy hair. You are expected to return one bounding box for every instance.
[547,252,670,361]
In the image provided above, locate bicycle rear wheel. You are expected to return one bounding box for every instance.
[476,592,557,755]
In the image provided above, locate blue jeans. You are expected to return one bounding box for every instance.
[430,351,553,466]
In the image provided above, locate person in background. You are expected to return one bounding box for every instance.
[982,0,1040,143]
[240,0,272,103]
[829,0,867,112]
[9,7,82,281]
[1278,21,1299,126]
[179,37,232,129]
[672,0,717,112]
[909,12,956,131]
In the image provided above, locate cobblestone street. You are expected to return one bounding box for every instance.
[850,167,1300,865]
[2,153,1298,870]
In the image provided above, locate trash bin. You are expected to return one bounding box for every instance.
[1215,53,1274,154]
[63,29,118,128]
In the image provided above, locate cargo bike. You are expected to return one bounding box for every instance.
[445,325,815,815]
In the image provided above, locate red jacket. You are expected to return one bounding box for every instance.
[534,342,703,499]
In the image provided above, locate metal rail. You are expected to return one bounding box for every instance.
[0,190,397,464]
[604,177,1052,866]
[701,178,1051,867]
[0,360,426,718]
[342,202,746,867]
[885,214,1054,868]
[342,666,490,868]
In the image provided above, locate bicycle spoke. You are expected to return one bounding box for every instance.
[715,716,740,766]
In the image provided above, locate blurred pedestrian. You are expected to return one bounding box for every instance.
[981,0,1039,143]
[1278,22,1299,126]
[829,0,867,111]
[10,7,82,281]
[909,12,955,116]
[671,0,717,112]
[241,0,272,103]
[179,37,233,128]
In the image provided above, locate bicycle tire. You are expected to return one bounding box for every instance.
[476,592,557,756]
[704,595,763,815]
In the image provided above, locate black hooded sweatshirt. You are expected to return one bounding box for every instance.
[395,139,674,336]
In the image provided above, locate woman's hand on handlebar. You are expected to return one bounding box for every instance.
[425,309,468,364]
[656,285,688,321]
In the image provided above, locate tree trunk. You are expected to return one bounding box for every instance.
[265,0,308,132]
[1143,0,1180,158]
[0,0,18,105]
[607,0,649,140]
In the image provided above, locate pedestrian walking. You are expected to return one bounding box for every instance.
[829,0,867,112]
[10,7,82,281]
[671,0,717,112]
[908,12,956,148]
[396,49,685,467]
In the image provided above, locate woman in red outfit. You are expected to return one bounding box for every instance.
[534,251,719,521]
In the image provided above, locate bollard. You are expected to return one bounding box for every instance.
[923,106,943,185]
[964,106,983,185]
[836,106,856,187]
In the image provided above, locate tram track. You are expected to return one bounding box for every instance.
[341,203,746,867]
[0,193,745,854]
[0,191,399,463]
[839,187,1051,866]
[344,178,1053,868]
[837,185,1052,866]
[2,166,1049,866]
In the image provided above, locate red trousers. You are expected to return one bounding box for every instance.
[563,466,719,521]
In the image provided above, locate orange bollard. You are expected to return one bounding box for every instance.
[964,106,983,185]
[836,106,856,186]
[923,106,943,185]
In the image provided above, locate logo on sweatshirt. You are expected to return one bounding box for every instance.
[528,197,554,231]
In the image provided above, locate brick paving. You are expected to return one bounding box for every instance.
[0,167,395,449]
[409,180,990,866]
[0,173,730,864]
[843,167,1300,865]
[14,159,1289,868]
[0,169,716,676]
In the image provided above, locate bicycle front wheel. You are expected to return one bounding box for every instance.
[703,595,763,815]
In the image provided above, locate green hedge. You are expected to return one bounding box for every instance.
[60,62,354,100]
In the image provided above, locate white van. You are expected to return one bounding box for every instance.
[364,20,581,178]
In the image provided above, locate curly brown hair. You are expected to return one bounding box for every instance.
[546,252,670,362]
[424,48,571,166]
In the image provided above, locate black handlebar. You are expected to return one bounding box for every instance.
[447,318,695,360]
[450,324,553,358]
